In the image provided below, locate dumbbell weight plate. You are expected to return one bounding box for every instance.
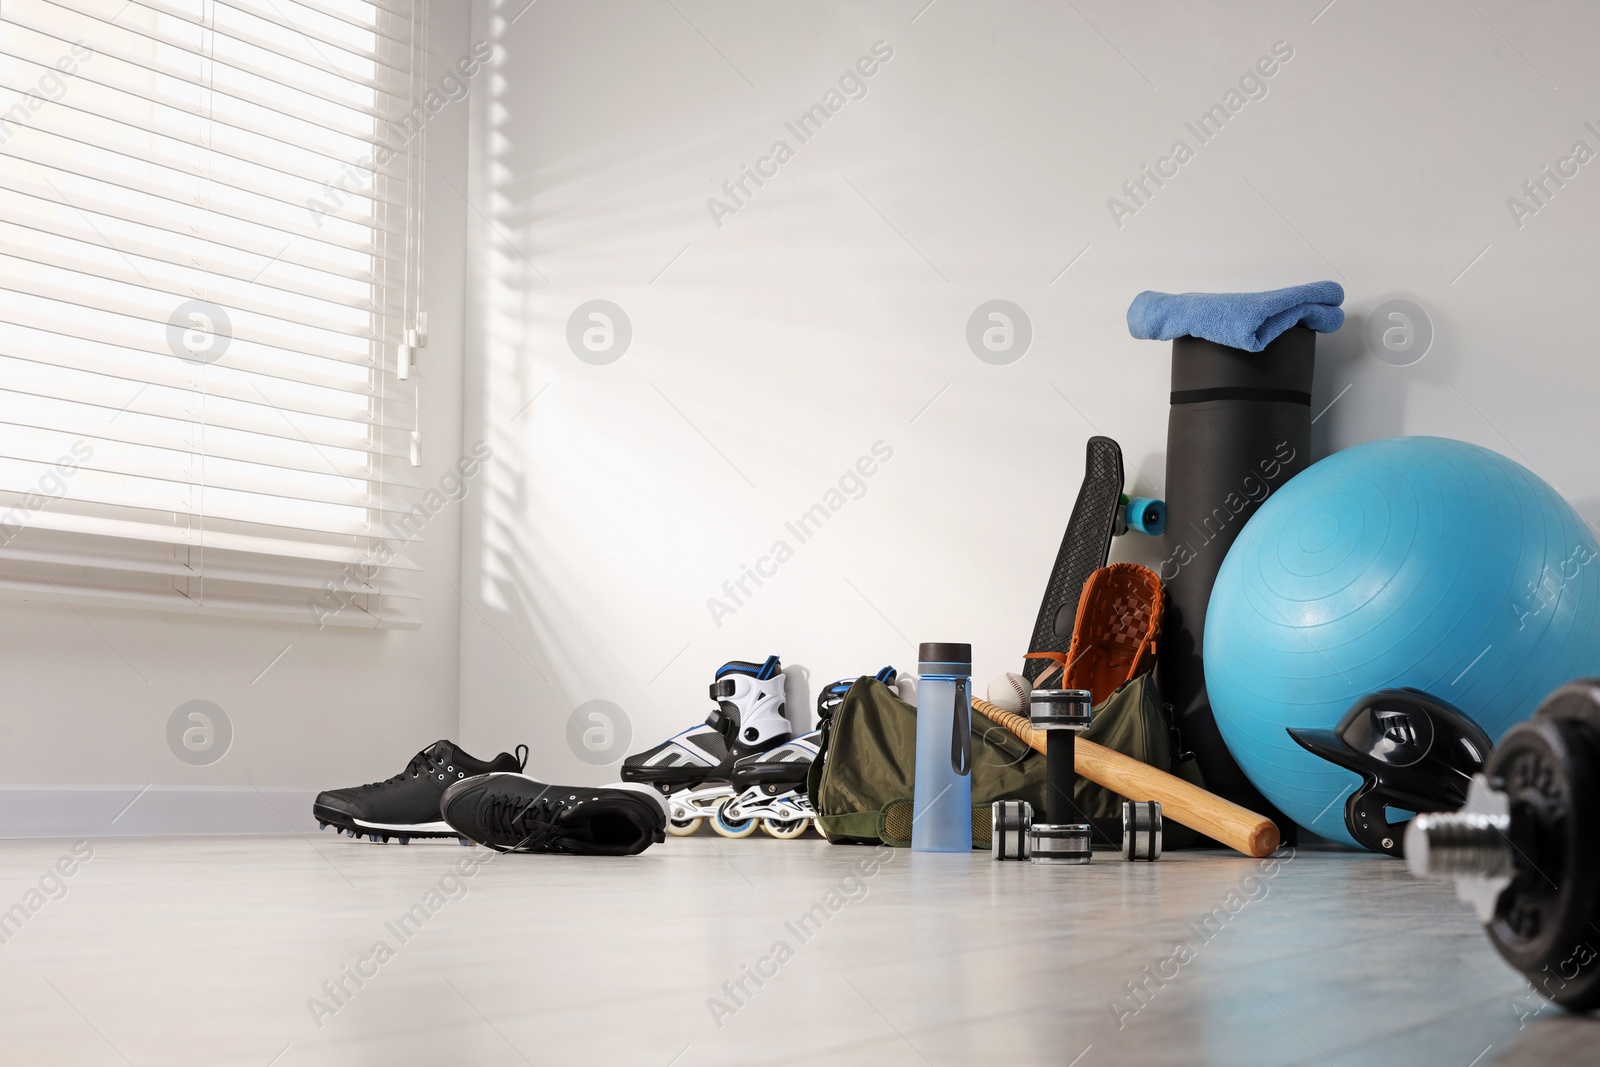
[1122,800,1162,861]
[1030,689,1092,730]
[991,800,1032,861]
[1030,822,1091,864]
[1485,706,1600,1011]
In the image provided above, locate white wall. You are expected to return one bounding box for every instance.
[0,2,474,808]
[458,0,1600,782]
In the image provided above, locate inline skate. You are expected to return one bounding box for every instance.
[724,666,897,839]
[621,656,794,838]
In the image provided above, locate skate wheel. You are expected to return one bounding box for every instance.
[761,817,809,840]
[1124,496,1166,536]
[711,800,758,839]
[666,817,703,837]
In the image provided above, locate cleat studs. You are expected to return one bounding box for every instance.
[458,837,471,846]
[398,836,410,845]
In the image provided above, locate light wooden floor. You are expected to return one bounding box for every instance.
[0,833,1590,1065]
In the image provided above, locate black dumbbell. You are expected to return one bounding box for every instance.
[1405,678,1600,1012]
[1028,689,1093,864]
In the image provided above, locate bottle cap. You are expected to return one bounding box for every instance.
[918,642,972,670]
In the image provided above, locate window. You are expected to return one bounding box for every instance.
[0,0,427,627]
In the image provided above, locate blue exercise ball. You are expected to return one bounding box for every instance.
[1205,436,1600,846]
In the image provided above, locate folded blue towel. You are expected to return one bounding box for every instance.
[1127,281,1345,352]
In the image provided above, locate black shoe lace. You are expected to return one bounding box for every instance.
[362,748,440,789]
[483,792,568,852]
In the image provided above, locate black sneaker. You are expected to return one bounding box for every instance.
[314,740,528,844]
[441,773,668,856]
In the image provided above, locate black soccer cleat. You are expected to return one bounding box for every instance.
[440,773,668,856]
[314,741,528,842]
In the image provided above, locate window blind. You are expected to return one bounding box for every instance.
[0,0,428,628]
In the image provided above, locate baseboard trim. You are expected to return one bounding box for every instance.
[0,787,320,839]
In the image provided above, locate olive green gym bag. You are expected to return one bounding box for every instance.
[805,673,1204,850]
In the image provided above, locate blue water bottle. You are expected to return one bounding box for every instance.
[912,642,973,852]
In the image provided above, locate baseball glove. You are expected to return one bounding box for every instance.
[1027,563,1163,705]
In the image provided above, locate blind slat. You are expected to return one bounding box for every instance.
[215,0,417,61]
[42,0,416,110]
[0,438,417,514]
[0,173,377,285]
[0,410,421,486]
[0,228,379,336]
[0,144,393,252]
[0,346,400,433]
[0,578,421,629]
[0,500,422,567]
[0,311,399,399]
[133,0,389,69]
[0,29,395,171]
[0,468,383,538]
[0,51,408,198]
[0,539,420,598]
[13,2,393,135]
[0,272,383,368]
[0,373,410,459]
[249,0,417,44]
[2,92,405,225]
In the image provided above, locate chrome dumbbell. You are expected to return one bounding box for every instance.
[1029,689,1093,865]
[991,800,1032,861]
[1121,800,1162,861]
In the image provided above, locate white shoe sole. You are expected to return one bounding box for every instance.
[352,818,454,833]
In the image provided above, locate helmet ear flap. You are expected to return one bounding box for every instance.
[1345,780,1407,856]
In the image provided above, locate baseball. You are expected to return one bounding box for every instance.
[986,672,1032,714]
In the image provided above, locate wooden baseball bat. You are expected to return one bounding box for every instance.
[972,696,1280,858]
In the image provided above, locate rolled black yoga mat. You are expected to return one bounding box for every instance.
[1159,325,1315,833]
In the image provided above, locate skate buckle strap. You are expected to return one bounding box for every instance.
[709,679,738,700]
[951,676,972,776]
